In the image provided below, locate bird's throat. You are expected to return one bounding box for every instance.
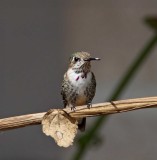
[67,68,91,85]
[75,72,87,81]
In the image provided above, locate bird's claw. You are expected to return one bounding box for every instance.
[71,106,76,111]
[87,102,92,109]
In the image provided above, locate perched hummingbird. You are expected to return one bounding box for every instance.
[61,52,100,131]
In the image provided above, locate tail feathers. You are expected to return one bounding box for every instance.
[78,118,86,132]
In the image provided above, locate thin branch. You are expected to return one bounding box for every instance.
[0,96,157,131]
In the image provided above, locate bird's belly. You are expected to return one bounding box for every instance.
[75,87,88,106]
[75,94,87,106]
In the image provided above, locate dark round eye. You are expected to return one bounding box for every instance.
[74,57,80,62]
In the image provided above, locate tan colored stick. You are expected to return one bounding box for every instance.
[0,96,157,131]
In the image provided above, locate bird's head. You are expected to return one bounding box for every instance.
[68,52,100,73]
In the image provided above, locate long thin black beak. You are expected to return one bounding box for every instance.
[84,57,101,61]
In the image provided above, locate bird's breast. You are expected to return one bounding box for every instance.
[67,69,92,103]
[67,69,92,89]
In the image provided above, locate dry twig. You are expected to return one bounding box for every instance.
[0,96,157,131]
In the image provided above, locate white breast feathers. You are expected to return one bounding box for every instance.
[67,69,92,90]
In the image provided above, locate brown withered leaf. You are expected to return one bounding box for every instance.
[42,109,78,147]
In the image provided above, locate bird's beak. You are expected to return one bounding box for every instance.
[84,57,101,61]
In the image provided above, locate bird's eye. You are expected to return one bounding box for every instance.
[74,57,80,62]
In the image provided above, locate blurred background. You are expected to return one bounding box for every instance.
[1,0,157,159]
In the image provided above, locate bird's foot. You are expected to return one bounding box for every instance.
[71,106,76,111]
[87,102,92,109]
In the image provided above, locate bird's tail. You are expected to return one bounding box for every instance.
[78,118,86,132]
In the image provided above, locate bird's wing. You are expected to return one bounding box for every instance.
[61,73,69,108]
[86,72,96,103]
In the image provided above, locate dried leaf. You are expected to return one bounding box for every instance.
[42,109,78,147]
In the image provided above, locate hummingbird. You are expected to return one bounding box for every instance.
[61,52,100,131]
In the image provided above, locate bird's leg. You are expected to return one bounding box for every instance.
[71,105,76,111]
[71,93,77,112]
[87,102,92,109]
